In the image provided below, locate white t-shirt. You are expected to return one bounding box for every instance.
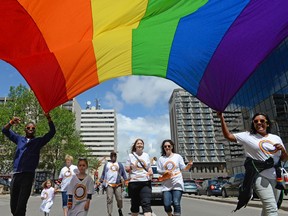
[125,152,151,182]
[103,162,120,186]
[157,153,186,191]
[59,164,78,191]
[234,131,285,179]
[40,187,55,213]
[67,175,94,216]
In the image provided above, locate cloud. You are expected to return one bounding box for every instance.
[115,76,180,108]
[116,113,171,162]
[104,92,124,112]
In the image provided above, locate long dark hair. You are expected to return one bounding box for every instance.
[250,113,272,134]
[131,138,144,153]
[161,139,176,156]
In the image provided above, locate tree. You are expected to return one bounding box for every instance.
[0,85,36,173]
[0,85,98,177]
[38,106,89,178]
[0,102,15,173]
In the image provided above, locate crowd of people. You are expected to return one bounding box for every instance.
[2,112,288,216]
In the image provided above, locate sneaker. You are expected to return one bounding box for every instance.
[118,209,123,216]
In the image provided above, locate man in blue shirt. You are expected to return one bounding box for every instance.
[2,113,56,216]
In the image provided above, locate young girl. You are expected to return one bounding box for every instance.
[40,179,56,216]
[67,158,94,216]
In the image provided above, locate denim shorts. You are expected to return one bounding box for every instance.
[61,191,68,208]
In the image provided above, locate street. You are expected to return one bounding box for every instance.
[0,193,287,216]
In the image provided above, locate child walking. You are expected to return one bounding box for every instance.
[67,158,94,216]
[40,179,57,216]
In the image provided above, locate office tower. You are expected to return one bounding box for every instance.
[169,89,227,179]
[80,103,117,160]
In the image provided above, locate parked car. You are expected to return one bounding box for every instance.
[221,173,245,198]
[198,179,223,196]
[0,178,10,193]
[151,166,163,204]
[151,179,163,203]
[183,180,199,195]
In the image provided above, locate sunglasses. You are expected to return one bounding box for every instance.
[26,126,35,130]
[253,119,267,124]
[164,145,172,149]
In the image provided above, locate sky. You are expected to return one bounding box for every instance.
[0,60,181,162]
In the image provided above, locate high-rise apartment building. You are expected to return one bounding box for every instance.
[169,89,228,179]
[80,107,117,160]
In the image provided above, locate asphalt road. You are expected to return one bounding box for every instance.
[0,193,287,216]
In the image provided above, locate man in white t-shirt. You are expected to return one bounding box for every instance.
[58,155,78,216]
[99,151,127,216]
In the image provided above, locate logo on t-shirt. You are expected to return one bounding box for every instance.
[259,140,278,154]
[74,184,87,200]
[64,170,72,177]
[134,159,147,170]
[110,164,119,172]
[43,191,48,200]
[164,161,176,171]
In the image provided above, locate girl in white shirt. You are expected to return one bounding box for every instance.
[157,139,192,216]
[67,158,94,216]
[40,179,57,216]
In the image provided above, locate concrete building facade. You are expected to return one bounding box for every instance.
[80,108,117,160]
[169,89,228,179]
[60,98,81,131]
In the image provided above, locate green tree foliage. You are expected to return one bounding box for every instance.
[0,85,98,177]
[0,101,15,174]
[37,106,89,178]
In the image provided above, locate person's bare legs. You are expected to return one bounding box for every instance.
[144,212,152,216]
[63,208,68,216]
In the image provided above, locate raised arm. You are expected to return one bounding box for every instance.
[217,112,236,142]
[3,116,21,130]
[2,116,21,143]
[183,160,193,171]
[41,113,56,145]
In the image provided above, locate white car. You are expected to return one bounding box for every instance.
[151,166,163,203]
[151,179,163,203]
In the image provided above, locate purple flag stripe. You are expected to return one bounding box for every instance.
[197,0,288,111]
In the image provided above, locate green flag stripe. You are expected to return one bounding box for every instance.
[132,0,208,77]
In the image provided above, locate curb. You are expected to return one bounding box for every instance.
[183,194,288,212]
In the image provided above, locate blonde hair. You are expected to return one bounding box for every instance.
[65,154,73,161]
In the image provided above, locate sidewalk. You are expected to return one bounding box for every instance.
[183,194,288,211]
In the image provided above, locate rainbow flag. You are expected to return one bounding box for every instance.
[0,0,288,112]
